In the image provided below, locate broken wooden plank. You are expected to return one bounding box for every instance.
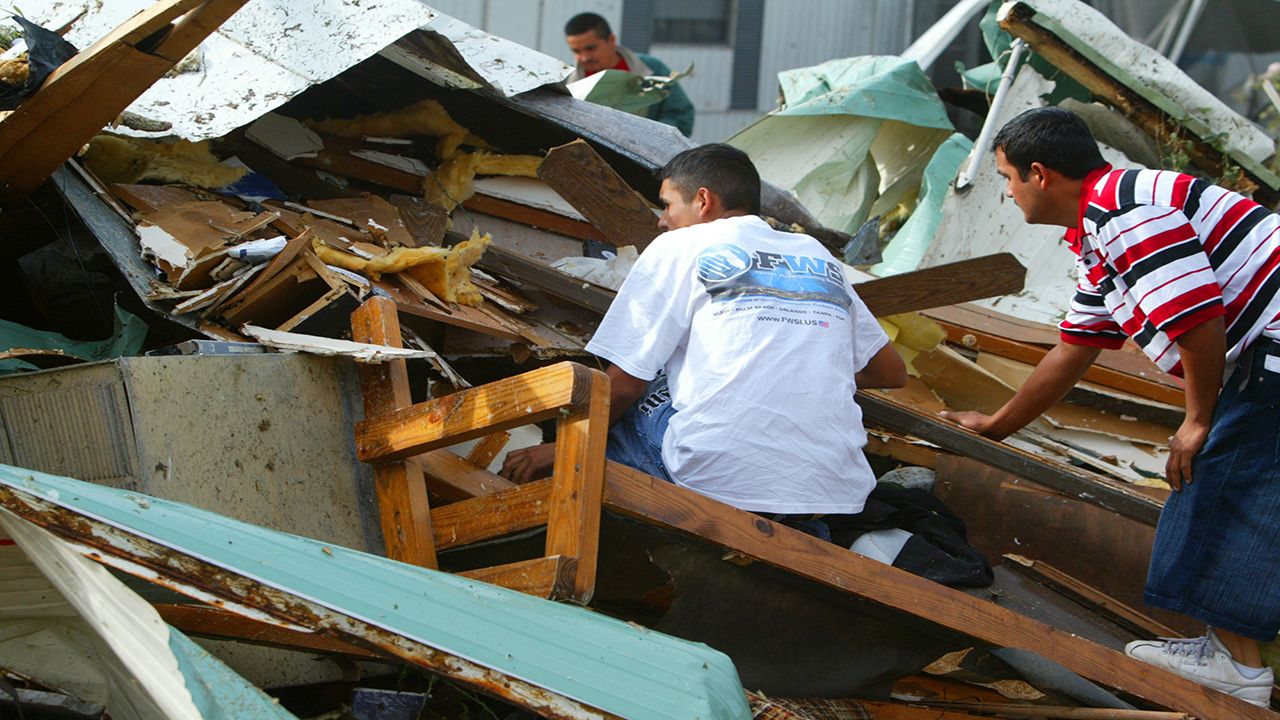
[857,390,1163,525]
[466,432,511,468]
[463,193,604,243]
[0,0,249,197]
[388,195,448,247]
[459,556,577,599]
[474,241,615,314]
[854,254,1026,317]
[242,325,434,363]
[911,702,1188,720]
[536,139,660,251]
[352,297,437,569]
[600,461,1270,719]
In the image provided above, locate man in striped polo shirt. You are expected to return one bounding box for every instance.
[943,107,1280,706]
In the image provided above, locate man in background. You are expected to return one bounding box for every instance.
[564,12,694,137]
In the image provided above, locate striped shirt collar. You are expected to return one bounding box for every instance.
[1065,163,1114,255]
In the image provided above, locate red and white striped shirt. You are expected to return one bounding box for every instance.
[1060,165,1280,377]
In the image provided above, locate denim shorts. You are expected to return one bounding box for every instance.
[606,374,676,483]
[1145,336,1280,640]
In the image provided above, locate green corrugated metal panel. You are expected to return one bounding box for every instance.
[0,465,750,720]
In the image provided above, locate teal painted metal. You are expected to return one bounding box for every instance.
[0,465,750,720]
[167,629,301,720]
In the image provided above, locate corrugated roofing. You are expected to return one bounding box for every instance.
[0,464,750,720]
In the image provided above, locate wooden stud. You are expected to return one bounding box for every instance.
[430,479,551,551]
[599,461,1271,719]
[916,702,1190,719]
[854,253,1027,317]
[355,362,597,463]
[462,193,604,243]
[544,369,610,602]
[155,604,380,658]
[352,297,437,568]
[536,139,660,251]
[459,556,577,599]
[466,431,511,468]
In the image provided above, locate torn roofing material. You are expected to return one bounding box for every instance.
[0,507,299,720]
[0,464,752,720]
[9,1,570,141]
[998,0,1280,198]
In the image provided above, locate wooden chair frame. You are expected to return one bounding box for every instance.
[350,296,1269,719]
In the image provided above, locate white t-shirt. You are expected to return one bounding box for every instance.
[586,215,889,514]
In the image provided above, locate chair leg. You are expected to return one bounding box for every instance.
[544,368,610,603]
[352,296,438,568]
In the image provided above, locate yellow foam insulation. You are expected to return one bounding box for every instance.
[424,151,542,212]
[307,98,491,161]
[877,312,946,378]
[80,135,247,189]
[0,55,28,86]
[313,229,491,306]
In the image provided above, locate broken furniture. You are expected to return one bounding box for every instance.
[347,298,1267,719]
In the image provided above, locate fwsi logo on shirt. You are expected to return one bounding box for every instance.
[695,243,852,310]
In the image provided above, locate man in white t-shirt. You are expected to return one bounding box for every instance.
[501,144,905,533]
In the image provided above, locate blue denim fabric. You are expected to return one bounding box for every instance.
[605,375,676,483]
[1145,337,1280,641]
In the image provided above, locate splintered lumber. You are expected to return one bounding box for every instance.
[242,325,432,362]
[858,390,1163,525]
[389,195,448,247]
[474,241,616,314]
[855,253,1026,317]
[0,0,249,198]
[537,139,660,251]
[352,297,437,569]
[923,304,1184,407]
[599,461,1272,719]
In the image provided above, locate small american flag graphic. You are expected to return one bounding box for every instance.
[818,321,829,327]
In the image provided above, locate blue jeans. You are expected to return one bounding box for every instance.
[605,375,676,483]
[1145,337,1280,640]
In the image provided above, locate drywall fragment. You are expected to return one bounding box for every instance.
[241,325,435,362]
[245,112,324,161]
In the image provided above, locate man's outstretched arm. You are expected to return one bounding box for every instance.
[941,341,1101,440]
[499,364,648,484]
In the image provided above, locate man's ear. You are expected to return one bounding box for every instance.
[694,187,716,218]
[1029,161,1052,189]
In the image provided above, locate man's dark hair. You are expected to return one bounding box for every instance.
[992,107,1106,180]
[659,143,761,215]
[565,12,611,37]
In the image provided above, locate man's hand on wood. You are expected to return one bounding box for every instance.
[939,410,997,437]
[499,443,557,484]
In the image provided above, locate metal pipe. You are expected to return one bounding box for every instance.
[955,38,1028,191]
[1169,0,1206,64]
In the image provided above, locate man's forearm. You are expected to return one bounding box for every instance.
[1175,317,1226,429]
[984,341,1101,439]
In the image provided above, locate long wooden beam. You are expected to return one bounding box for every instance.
[355,361,597,463]
[431,479,551,551]
[599,461,1269,719]
[856,253,1026,317]
[857,390,1163,525]
[0,0,250,198]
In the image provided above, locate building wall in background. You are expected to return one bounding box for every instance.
[427,0,929,143]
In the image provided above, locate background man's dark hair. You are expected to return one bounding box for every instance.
[565,12,611,37]
[992,107,1106,180]
[659,143,761,215]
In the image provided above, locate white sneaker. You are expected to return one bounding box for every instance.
[1124,631,1274,707]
